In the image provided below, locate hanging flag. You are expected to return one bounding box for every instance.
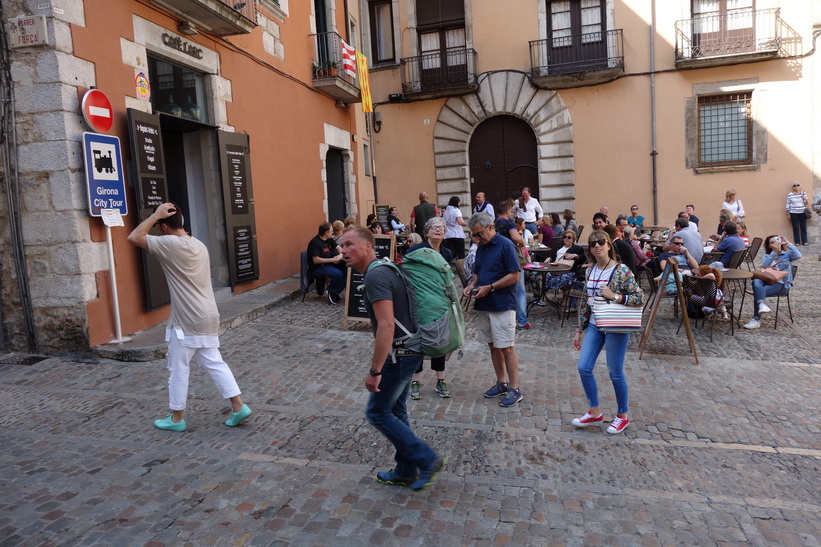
[356,51,373,113]
[340,40,357,78]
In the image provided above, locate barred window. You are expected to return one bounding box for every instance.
[697,93,752,167]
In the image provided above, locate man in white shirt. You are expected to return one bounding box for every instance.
[512,187,543,235]
[128,203,251,432]
[473,191,495,220]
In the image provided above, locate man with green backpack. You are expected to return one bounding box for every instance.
[339,225,450,491]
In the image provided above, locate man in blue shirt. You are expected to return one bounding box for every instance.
[463,212,523,407]
[714,221,746,267]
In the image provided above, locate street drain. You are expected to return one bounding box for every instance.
[0,353,49,366]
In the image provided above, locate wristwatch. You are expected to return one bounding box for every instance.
[369,368,382,377]
[490,284,495,292]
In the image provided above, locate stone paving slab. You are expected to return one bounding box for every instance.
[1,249,820,545]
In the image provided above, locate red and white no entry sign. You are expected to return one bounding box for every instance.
[81,89,113,133]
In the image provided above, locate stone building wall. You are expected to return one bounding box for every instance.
[2,0,107,352]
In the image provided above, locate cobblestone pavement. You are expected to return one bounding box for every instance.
[1,249,820,545]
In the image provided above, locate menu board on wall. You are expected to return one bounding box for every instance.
[127,108,170,311]
[374,204,390,228]
[226,144,248,215]
[218,131,259,286]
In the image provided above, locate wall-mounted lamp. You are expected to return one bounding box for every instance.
[373,111,382,133]
[178,20,198,35]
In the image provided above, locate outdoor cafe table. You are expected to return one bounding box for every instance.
[523,263,572,317]
[527,245,552,261]
[721,268,753,327]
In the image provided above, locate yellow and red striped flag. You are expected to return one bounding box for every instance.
[355,51,373,113]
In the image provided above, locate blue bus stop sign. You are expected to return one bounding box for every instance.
[82,132,128,217]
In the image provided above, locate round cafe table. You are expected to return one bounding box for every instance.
[642,225,668,236]
[523,263,572,316]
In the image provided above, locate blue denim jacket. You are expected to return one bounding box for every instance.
[761,243,802,288]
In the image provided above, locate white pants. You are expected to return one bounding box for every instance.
[166,334,241,410]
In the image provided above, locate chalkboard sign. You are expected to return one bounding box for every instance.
[374,204,390,228]
[343,235,396,326]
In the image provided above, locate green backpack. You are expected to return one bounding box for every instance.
[368,248,465,359]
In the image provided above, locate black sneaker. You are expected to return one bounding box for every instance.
[435,380,451,398]
[328,292,340,305]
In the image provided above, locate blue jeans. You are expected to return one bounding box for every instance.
[313,264,346,297]
[789,212,808,245]
[577,326,630,414]
[751,279,787,319]
[516,272,528,327]
[525,222,538,236]
[365,353,437,477]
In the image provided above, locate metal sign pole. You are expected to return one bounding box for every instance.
[105,224,124,342]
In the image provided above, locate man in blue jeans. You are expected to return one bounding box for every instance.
[339,225,445,491]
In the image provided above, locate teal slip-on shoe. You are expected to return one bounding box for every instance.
[225,404,252,427]
[154,415,186,432]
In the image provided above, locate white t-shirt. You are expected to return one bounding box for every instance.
[521,228,534,247]
[722,200,745,218]
[147,234,220,337]
[443,206,465,239]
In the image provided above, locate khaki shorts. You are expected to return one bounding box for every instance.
[476,310,516,349]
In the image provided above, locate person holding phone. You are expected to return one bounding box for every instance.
[743,235,802,329]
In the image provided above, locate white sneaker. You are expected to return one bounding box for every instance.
[744,319,761,329]
[758,303,771,314]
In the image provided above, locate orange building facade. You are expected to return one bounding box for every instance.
[1,0,373,351]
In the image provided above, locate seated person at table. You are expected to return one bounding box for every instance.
[307,222,346,304]
[710,211,732,240]
[615,215,629,240]
[743,234,802,330]
[515,218,535,247]
[548,230,586,269]
[685,205,699,226]
[691,265,729,319]
[332,220,345,243]
[661,218,703,265]
[658,234,699,275]
[736,221,750,246]
[366,213,376,226]
[623,226,652,268]
[592,212,608,231]
[714,221,746,267]
[603,224,637,277]
[547,213,565,248]
[628,205,644,229]
[369,221,385,234]
[535,216,553,245]
[387,206,407,234]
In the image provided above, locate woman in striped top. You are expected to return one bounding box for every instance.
[786,182,809,246]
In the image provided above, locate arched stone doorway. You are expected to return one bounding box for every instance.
[469,115,539,207]
[433,71,574,214]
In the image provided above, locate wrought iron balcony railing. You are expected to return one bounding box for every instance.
[310,32,360,104]
[311,31,358,88]
[401,47,477,96]
[529,28,624,79]
[675,8,782,62]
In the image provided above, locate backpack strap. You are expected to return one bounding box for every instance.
[366,259,420,360]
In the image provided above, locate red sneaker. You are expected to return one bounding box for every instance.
[607,416,630,434]
[571,412,604,427]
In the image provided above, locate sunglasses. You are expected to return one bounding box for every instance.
[631,208,638,211]
[589,240,608,247]
[792,184,800,187]
[671,241,683,245]
[471,229,485,238]
[563,235,574,239]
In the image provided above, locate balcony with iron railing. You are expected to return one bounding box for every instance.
[401,47,478,99]
[675,8,783,68]
[151,0,257,35]
[311,32,361,104]
[529,29,624,89]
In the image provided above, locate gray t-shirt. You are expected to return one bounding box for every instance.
[146,234,220,336]
[364,262,415,340]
